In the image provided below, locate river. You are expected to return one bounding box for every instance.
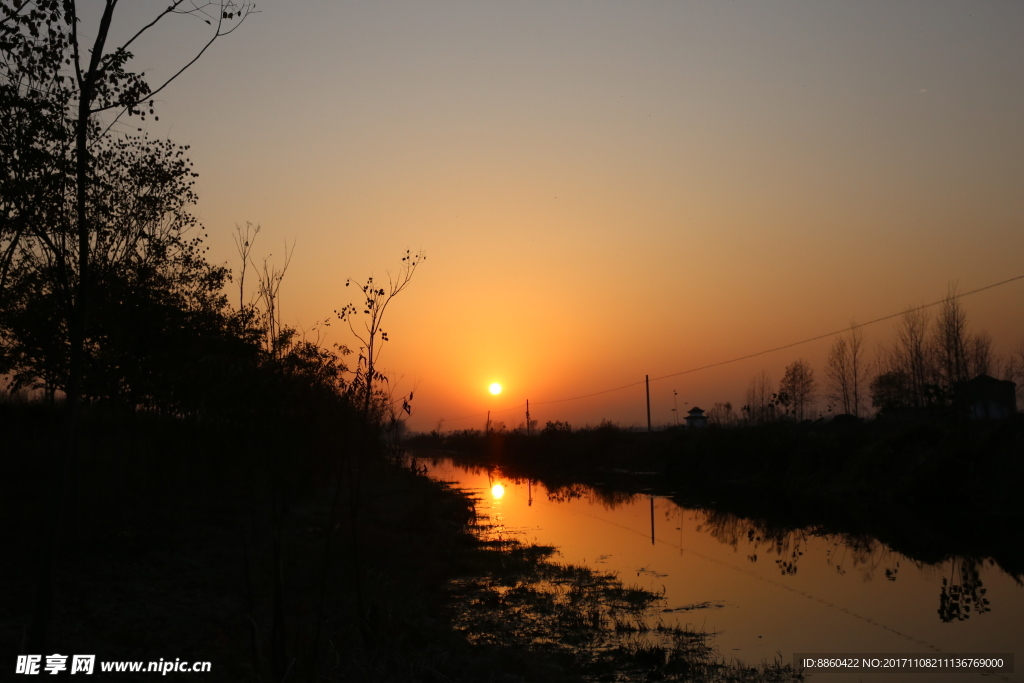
[421,456,1021,682]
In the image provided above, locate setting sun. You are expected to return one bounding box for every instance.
[489,383,502,395]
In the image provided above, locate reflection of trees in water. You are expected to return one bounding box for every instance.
[938,557,991,622]
[690,507,1009,623]
[421,456,492,478]
[822,535,909,583]
[695,509,807,575]
[694,509,909,582]
[546,483,639,509]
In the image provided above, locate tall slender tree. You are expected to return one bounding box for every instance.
[893,306,932,408]
[934,283,970,391]
[743,370,775,425]
[780,359,815,421]
[336,249,425,421]
[968,330,994,378]
[825,322,868,416]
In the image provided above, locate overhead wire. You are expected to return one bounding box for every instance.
[644,273,1024,386]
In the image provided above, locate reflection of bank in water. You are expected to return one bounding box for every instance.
[574,498,945,654]
[446,528,802,681]
[694,507,1008,625]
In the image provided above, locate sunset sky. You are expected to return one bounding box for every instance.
[105,1,1023,430]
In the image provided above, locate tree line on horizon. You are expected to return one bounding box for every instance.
[706,287,1024,428]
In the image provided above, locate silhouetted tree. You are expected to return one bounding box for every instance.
[253,238,295,360]
[336,249,425,422]
[1003,340,1024,408]
[825,323,868,416]
[707,402,738,427]
[934,284,970,390]
[3,132,226,408]
[231,221,261,311]
[743,371,775,425]
[869,370,912,413]
[0,0,255,653]
[2,0,254,401]
[543,420,572,435]
[1,1,74,380]
[825,337,851,414]
[890,306,933,408]
[780,359,815,421]
[968,330,995,378]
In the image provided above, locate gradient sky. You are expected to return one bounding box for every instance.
[103,1,1024,430]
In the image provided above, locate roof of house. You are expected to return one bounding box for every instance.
[963,373,1016,389]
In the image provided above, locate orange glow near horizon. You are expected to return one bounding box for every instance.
[132,1,1024,431]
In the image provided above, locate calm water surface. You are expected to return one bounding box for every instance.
[423,457,1022,682]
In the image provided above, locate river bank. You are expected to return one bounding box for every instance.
[2,401,801,681]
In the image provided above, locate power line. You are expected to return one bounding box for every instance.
[533,380,645,406]
[645,273,1024,386]
[523,274,1024,407]
[416,273,1024,426]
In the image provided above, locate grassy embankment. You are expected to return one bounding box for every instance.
[1,398,801,682]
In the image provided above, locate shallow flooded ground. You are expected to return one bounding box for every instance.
[422,457,1022,683]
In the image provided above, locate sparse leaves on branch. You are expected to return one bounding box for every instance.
[336,249,426,422]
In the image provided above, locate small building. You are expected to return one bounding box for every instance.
[955,374,1017,419]
[685,406,708,429]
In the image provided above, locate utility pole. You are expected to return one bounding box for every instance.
[526,399,531,436]
[673,390,679,426]
[646,375,652,433]
[485,410,490,434]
